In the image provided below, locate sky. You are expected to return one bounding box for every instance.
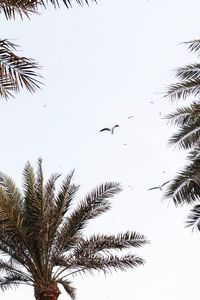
[1,0,200,299]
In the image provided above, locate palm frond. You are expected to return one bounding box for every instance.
[187,147,200,160]
[168,121,200,150]
[69,253,145,275]
[0,274,32,291]
[0,39,42,99]
[73,231,148,257]
[54,182,122,255]
[164,159,200,205]
[0,0,98,19]
[182,39,200,55]
[164,101,200,126]
[57,279,76,300]
[165,78,200,101]
[185,204,200,231]
[175,63,200,81]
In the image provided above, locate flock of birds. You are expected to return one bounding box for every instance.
[43,101,168,192]
[98,109,169,192]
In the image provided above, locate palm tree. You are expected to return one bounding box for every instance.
[0,39,42,100]
[0,159,148,300]
[0,1,97,99]
[164,39,200,231]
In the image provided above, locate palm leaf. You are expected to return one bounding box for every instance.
[175,63,200,81]
[168,120,200,150]
[185,204,200,231]
[165,101,200,127]
[73,231,148,257]
[0,39,42,99]
[67,253,145,275]
[57,279,76,300]
[0,274,32,291]
[164,159,200,205]
[0,0,98,19]
[53,182,122,256]
[182,39,200,55]
[165,78,200,101]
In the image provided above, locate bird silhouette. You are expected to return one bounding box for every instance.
[99,125,119,135]
[148,180,170,191]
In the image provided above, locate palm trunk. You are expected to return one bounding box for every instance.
[34,281,61,300]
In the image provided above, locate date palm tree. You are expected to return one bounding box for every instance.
[0,159,148,300]
[164,39,200,231]
[0,0,97,99]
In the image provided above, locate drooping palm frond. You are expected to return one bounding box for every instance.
[182,39,200,55]
[185,204,200,231]
[0,274,32,291]
[57,279,76,300]
[168,118,200,150]
[0,0,98,19]
[0,39,42,100]
[164,156,200,205]
[187,146,200,160]
[165,101,200,127]
[165,78,200,101]
[175,63,200,81]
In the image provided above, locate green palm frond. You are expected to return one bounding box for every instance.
[175,63,200,81]
[182,39,200,55]
[0,39,42,99]
[185,204,200,231]
[165,101,200,126]
[168,120,200,150]
[0,0,97,19]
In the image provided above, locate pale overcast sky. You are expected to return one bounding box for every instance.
[1,0,200,299]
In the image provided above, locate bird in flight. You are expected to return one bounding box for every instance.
[148,180,170,191]
[99,125,119,135]
[127,115,134,119]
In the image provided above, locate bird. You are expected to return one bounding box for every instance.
[99,125,119,135]
[148,180,170,191]
[127,115,134,119]
[128,185,134,190]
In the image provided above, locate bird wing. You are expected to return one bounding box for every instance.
[161,180,170,187]
[148,186,159,190]
[99,128,111,132]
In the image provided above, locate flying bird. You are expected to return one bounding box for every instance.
[99,125,119,135]
[127,115,134,119]
[148,180,170,191]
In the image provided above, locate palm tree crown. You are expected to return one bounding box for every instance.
[0,159,148,300]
